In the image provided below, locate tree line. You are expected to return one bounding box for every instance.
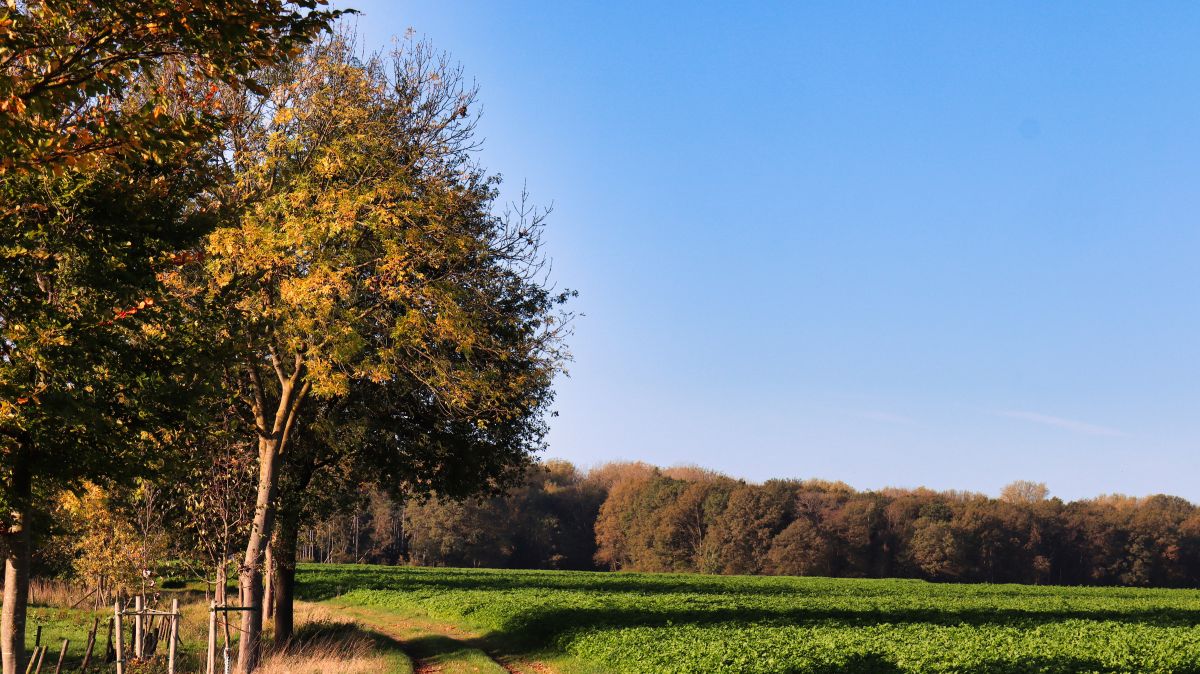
[295,461,1200,589]
[2,5,569,674]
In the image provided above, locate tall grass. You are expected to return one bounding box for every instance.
[260,603,399,674]
[28,578,90,608]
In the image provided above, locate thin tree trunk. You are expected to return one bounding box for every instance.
[1,451,32,674]
[215,556,228,606]
[271,514,299,645]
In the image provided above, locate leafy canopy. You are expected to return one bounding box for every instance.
[0,0,344,172]
[188,34,571,442]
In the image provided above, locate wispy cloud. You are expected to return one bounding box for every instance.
[855,411,919,426]
[995,410,1124,437]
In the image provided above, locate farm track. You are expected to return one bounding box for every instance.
[339,603,557,674]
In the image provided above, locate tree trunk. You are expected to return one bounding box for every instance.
[235,437,282,674]
[1,452,31,674]
[271,513,299,645]
[236,359,308,674]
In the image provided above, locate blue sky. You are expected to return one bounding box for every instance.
[337,2,1200,501]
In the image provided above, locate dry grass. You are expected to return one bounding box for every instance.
[177,597,217,644]
[259,603,396,674]
[28,578,90,608]
[258,647,384,674]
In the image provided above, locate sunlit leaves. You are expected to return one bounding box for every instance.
[191,33,571,433]
[0,0,344,173]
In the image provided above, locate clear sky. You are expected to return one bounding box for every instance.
[335,1,1199,501]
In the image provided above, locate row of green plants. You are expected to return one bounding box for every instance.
[298,564,1200,673]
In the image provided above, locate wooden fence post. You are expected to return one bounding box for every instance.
[114,601,124,674]
[51,639,68,674]
[168,598,180,674]
[80,616,98,672]
[133,595,143,659]
[206,601,217,674]
[21,647,38,674]
[103,617,114,667]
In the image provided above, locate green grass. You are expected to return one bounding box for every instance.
[332,603,503,674]
[23,607,102,670]
[25,599,207,673]
[297,564,1200,674]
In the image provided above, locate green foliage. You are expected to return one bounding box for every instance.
[0,154,217,519]
[303,565,1200,674]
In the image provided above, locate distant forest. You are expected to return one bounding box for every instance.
[299,461,1200,588]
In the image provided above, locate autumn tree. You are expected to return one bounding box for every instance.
[0,155,220,674]
[822,493,885,577]
[1000,480,1050,504]
[513,461,607,570]
[172,33,570,670]
[584,461,657,491]
[364,488,406,564]
[655,479,734,573]
[59,483,170,606]
[404,497,513,568]
[593,473,682,571]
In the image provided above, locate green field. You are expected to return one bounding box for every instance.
[298,564,1200,674]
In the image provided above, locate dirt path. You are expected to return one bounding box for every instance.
[338,604,557,674]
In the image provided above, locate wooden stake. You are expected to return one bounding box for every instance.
[114,601,125,674]
[145,613,157,658]
[133,595,143,659]
[146,613,156,655]
[80,617,99,672]
[51,639,67,674]
[103,617,114,664]
[33,624,42,648]
[206,601,217,674]
[22,647,38,674]
[32,645,46,674]
[168,598,180,674]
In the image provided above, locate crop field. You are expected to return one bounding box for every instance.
[298,564,1200,674]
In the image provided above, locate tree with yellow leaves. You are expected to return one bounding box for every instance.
[59,482,170,607]
[169,33,572,671]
